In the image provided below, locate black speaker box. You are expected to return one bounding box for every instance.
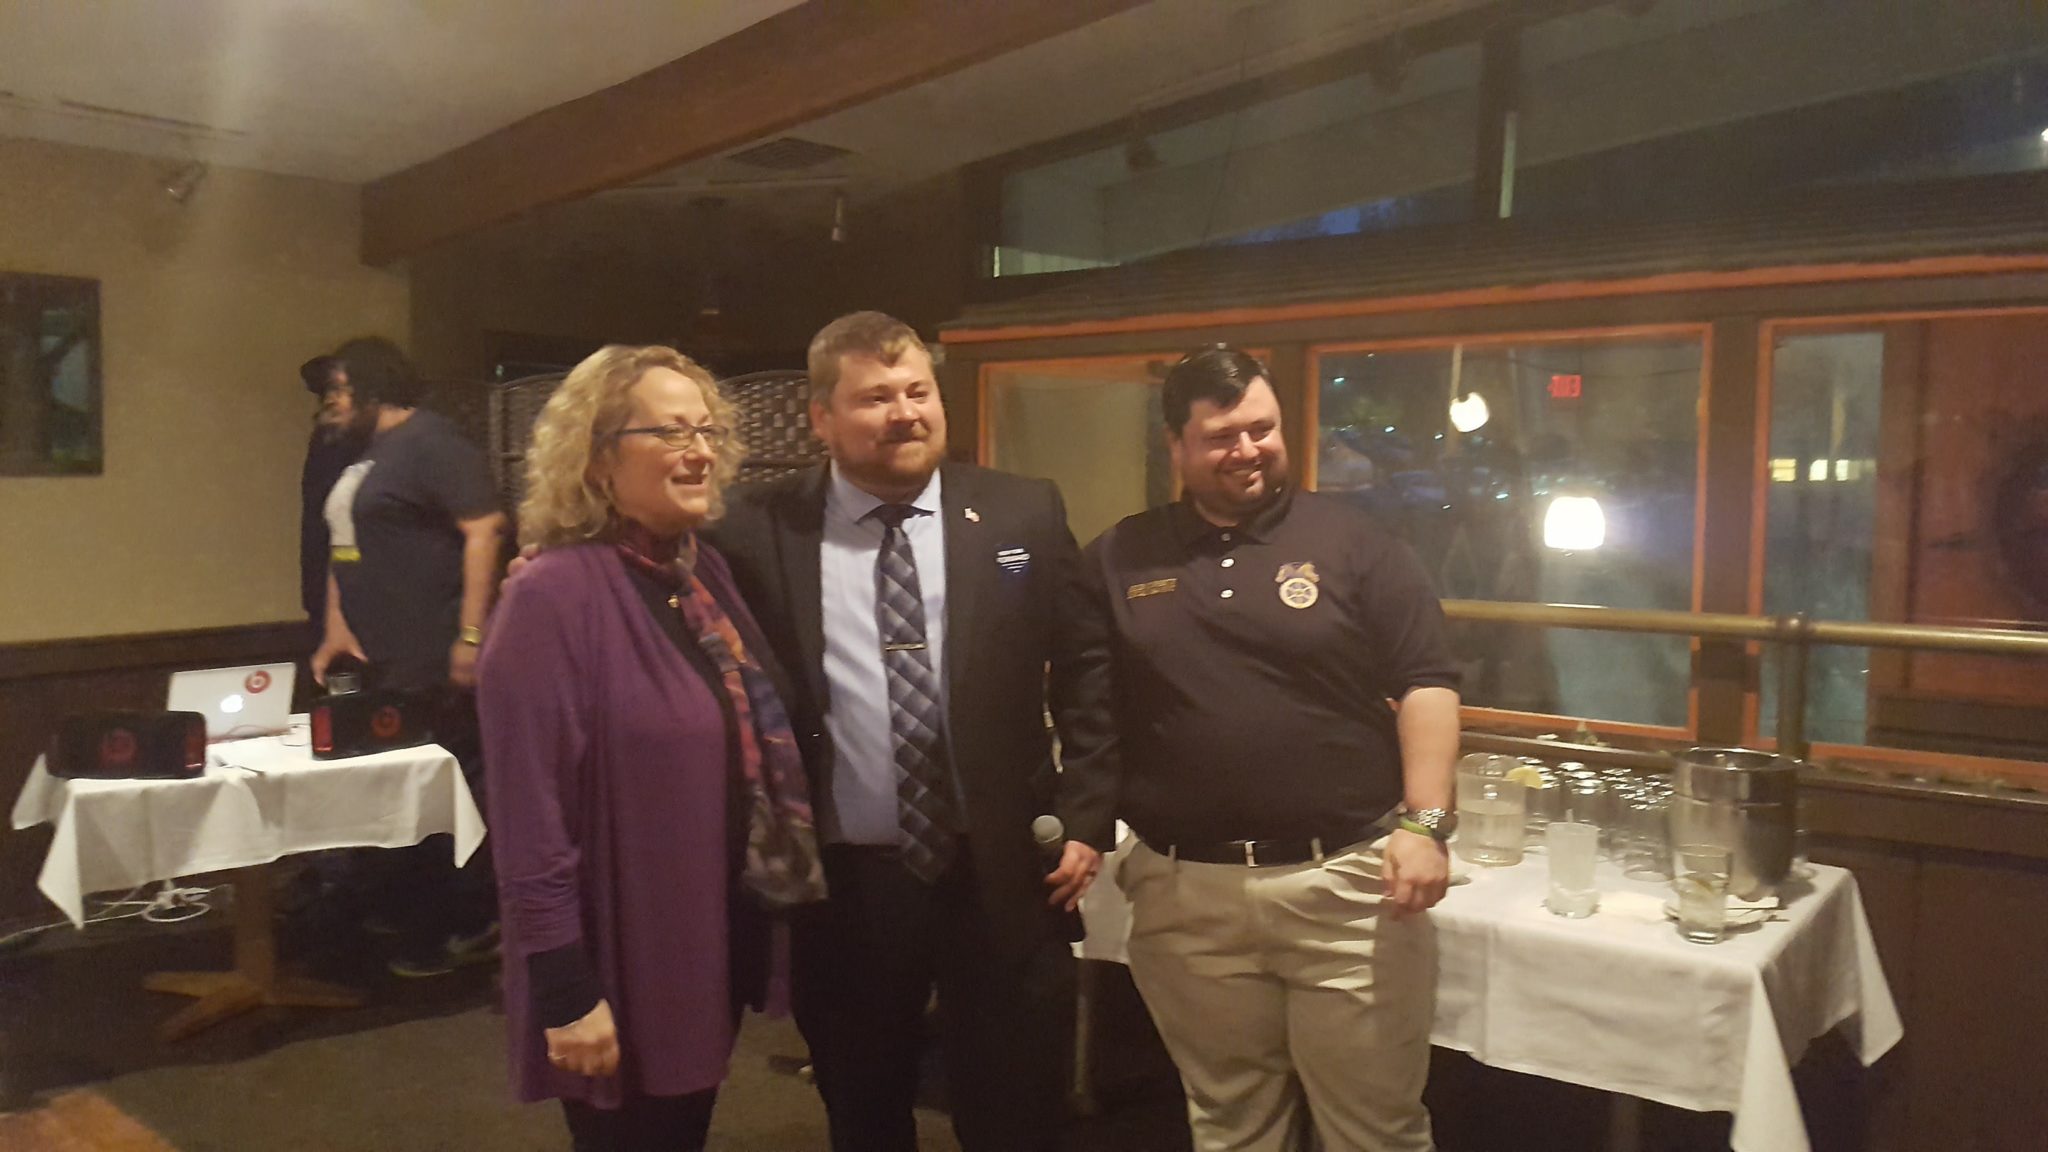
[50,711,207,780]
[310,689,434,759]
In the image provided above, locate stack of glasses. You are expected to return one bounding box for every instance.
[1451,756,1678,875]
[1462,751,1742,942]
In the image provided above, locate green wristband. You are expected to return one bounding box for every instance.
[1399,817,1440,840]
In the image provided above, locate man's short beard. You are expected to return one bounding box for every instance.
[1227,458,1288,496]
[319,406,375,446]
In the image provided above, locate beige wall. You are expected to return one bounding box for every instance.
[989,372,1159,545]
[0,137,408,644]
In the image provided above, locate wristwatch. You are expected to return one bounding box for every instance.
[458,625,485,647]
[1399,807,1457,842]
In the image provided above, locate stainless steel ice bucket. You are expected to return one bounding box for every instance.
[1669,747,1799,901]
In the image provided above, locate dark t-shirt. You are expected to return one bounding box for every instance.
[1083,486,1461,845]
[325,409,497,691]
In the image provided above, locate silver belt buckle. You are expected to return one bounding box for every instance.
[1243,840,1258,867]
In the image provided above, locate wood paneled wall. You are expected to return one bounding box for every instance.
[1775,779,2048,1152]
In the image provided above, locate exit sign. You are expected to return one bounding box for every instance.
[1549,374,1583,400]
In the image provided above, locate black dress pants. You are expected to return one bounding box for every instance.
[791,844,1074,1152]
[391,688,496,958]
[562,1089,718,1152]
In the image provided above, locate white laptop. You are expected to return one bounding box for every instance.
[167,663,297,741]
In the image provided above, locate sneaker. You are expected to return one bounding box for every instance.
[388,921,500,979]
[360,912,403,937]
[448,920,501,961]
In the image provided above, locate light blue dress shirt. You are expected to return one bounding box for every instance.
[819,464,949,845]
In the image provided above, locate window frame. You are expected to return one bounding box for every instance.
[0,270,104,478]
[1746,306,2048,775]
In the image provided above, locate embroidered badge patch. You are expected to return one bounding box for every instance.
[1126,578,1178,600]
[1275,561,1320,609]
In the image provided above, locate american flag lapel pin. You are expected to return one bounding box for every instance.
[964,507,981,523]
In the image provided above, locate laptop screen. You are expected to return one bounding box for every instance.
[166,663,297,740]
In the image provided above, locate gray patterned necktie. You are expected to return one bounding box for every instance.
[869,503,959,882]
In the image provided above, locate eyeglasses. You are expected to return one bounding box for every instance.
[613,423,732,450]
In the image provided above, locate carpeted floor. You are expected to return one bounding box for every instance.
[94,1009,934,1152]
[0,892,1190,1151]
[0,1010,961,1152]
[1,885,1836,1152]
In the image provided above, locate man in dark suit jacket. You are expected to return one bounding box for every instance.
[708,311,1116,1152]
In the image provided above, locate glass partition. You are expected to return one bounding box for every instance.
[1313,332,1705,729]
[1758,330,1883,747]
[1761,315,2048,765]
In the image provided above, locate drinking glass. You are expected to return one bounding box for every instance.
[1621,790,1672,881]
[1544,821,1600,918]
[1524,770,1565,848]
[1673,844,1732,944]
[1562,776,1609,853]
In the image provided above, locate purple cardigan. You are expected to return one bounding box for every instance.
[477,541,750,1106]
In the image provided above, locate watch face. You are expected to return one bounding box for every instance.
[1408,809,1456,839]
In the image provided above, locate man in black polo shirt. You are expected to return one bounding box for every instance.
[1083,347,1461,1152]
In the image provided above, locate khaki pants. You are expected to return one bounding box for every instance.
[1119,838,1437,1152]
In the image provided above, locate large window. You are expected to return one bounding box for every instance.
[1514,1,2048,220]
[1758,331,1883,747]
[1313,333,1705,729]
[1,272,101,476]
[996,41,1480,275]
[989,0,2048,278]
[1760,316,2048,764]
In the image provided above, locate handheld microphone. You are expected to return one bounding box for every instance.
[1032,814,1067,861]
[1033,814,1087,943]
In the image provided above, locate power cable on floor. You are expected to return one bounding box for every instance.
[0,879,220,954]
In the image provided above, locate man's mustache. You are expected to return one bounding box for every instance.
[879,425,930,445]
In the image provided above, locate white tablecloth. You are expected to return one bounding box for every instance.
[10,723,485,927]
[1079,836,1902,1152]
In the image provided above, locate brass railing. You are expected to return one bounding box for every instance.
[1438,599,2048,762]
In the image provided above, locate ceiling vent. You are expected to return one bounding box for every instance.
[726,136,852,171]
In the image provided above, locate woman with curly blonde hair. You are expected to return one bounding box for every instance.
[477,345,825,1151]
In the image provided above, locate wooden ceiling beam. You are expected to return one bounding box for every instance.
[360,0,1151,264]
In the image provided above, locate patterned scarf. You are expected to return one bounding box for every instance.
[614,521,826,910]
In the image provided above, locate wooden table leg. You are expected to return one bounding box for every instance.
[1607,1093,1644,1152]
[143,862,364,1042]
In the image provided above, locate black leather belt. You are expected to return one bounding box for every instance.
[1143,821,1391,868]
